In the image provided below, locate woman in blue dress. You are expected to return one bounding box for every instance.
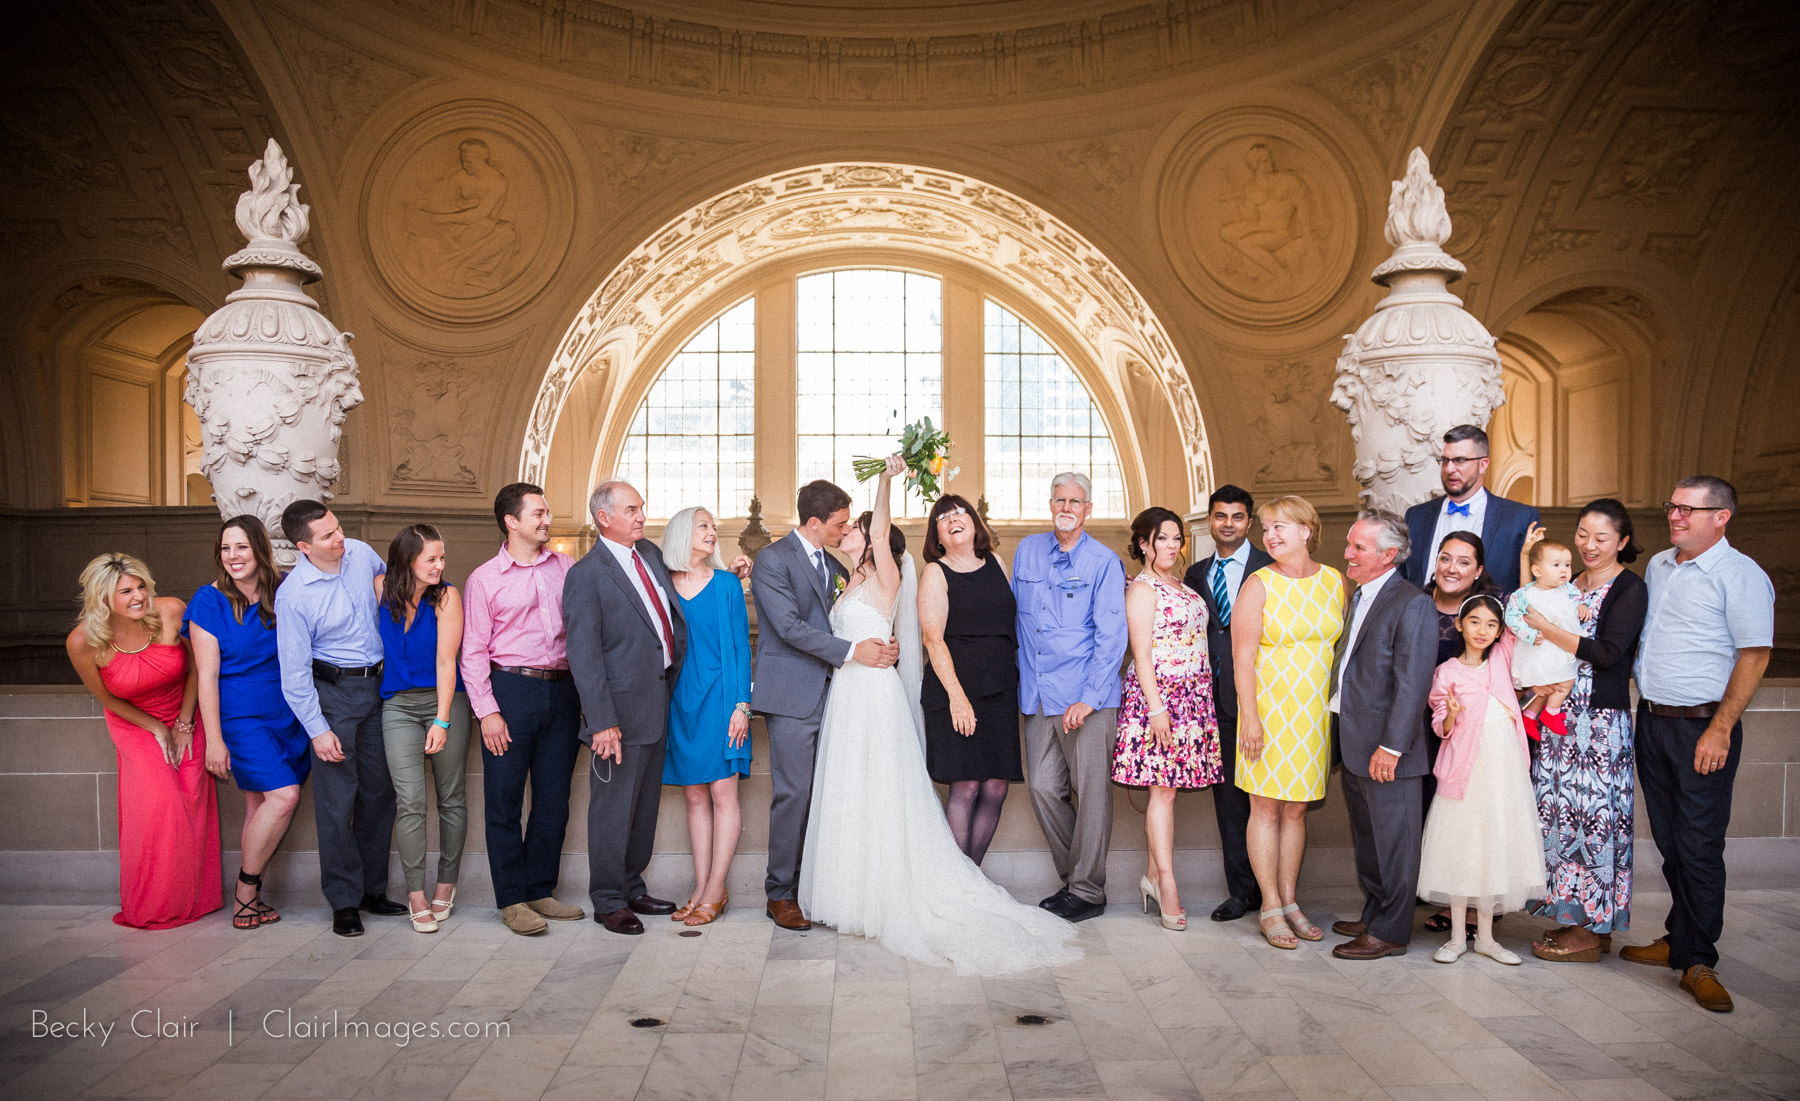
[186,515,308,930]
[375,524,471,933]
[661,505,752,926]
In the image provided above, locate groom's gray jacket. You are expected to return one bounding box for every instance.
[750,532,852,718]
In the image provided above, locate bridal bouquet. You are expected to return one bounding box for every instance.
[853,417,957,503]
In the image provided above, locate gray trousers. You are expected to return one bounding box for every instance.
[1022,707,1119,904]
[380,688,472,894]
[765,698,827,901]
[586,737,668,914]
[1341,771,1422,945]
[312,676,397,911]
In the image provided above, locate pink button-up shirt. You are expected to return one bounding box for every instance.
[1427,632,1527,800]
[460,545,574,718]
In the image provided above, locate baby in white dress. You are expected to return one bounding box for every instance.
[1504,540,1585,737]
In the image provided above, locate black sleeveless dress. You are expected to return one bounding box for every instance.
[923,555,1023,783]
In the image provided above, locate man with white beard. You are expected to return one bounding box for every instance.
[1011,472,1129,921]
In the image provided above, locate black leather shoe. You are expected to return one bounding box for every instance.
[597,908,645,935]
[627,894,676,916]
[332,908,364,937]
[1049,894,1106,922]
[1039,889,1075,911]
[1210,896,1258,922]
[359,893,407,916]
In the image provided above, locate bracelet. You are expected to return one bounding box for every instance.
[172,718,195,735]
[1145,706,1168,718]
[734,702,753,716]
[432,718,452,731]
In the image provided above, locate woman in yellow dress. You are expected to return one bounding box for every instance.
[1231,495,1348,949]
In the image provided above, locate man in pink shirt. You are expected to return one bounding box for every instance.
[461,483,585,936]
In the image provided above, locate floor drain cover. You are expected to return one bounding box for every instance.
[1015,1014,1051,1026]
[629,1017,664,1028]
[678,929,703,937]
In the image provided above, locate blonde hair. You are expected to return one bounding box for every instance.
[76,553,162,655]
[1256,495,1321,554]
[1529,539,1572,568]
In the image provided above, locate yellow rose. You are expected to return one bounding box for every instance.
[929,455,946,476]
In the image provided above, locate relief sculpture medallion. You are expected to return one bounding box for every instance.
[1160,113,1357,326]
[367,102,572,322]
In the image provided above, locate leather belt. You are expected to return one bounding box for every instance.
[491,663,572,681]
[313,659,383,682]
[1645,700,1720,720]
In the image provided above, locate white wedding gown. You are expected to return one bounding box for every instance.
[798,575,1083,976]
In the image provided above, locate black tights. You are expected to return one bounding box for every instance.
[945,779,1011,865]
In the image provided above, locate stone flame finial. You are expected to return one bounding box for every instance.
[1370,146,1465,285]
[222,140,322,283]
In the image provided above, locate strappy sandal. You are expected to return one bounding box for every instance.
[1280,903,1323,941]
[1531,929,1611,962]
[685,892,729,927]
[232,885,261,930]
[233,869,265,929]
[672,897,695,922]
[1258,908,1298,950]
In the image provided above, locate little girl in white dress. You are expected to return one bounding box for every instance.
[1419,594,1547,966]
[1504,540,1583,738]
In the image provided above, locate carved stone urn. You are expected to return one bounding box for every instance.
[185,140,362,565]
[1329,148,1504,514]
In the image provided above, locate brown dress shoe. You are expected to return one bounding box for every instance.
[1680,965,1734,1012]
[1619,936,1676,968]
[766,898,812,930]
[597,908,645,935]
[1332,932,1408,960]
[628,894,676,916]
[1331,919,1367,937]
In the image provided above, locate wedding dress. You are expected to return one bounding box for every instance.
[798,557,1082,976]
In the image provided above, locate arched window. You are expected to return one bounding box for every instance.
[612,267,1127,525]
[616,297,755,513]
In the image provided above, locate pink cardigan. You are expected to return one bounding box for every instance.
[1427,633,1529,800]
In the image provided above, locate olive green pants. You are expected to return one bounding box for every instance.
[381,688,472,893]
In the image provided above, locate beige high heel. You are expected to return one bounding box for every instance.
[1141,875,1187,931]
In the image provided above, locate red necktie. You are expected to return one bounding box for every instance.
[631,549,675,659]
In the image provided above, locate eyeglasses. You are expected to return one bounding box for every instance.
[1437,455,1487,468]
[1049,497,1089,509]
[1661,501,1726,518]
[936,506,969,522]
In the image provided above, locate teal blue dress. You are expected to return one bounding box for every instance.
[664,569,752,785]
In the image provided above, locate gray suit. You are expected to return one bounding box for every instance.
[564,537,687,914]
[1327,569,1436,944]
[750,531,852,901]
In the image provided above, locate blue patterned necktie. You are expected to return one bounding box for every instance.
[1446,500,1472,518]
[1212,560,1232,626]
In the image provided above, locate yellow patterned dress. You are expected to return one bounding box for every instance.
[1236,564,1346,802]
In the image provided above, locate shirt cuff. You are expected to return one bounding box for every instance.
[1377,745,1402,758]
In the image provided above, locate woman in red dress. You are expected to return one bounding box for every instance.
[65,553,221,929]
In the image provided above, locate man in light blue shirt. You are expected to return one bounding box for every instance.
[1012,472,1128,922]
[274,500,400,937]
[1625,476,1774,1013]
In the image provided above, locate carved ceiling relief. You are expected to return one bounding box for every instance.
[1585,108,1732,207]
[1160,114,1357,327]
[581,125,745,211]
[386,357,481,492]
[367,102,574,323]
[1309,21,1448,150]
[267,11,422,149]
[1001,131,1158,208]
[1252,359,1338,488]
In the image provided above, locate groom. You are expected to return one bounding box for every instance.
[752,479,900,930]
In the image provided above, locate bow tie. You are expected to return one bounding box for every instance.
[1446,500,1472,518]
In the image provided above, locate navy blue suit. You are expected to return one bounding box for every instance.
[1400,493,1539,593]
[1184,546,1272,906]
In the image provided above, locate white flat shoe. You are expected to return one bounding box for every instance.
[410,909,439,933]
[1433,940,1467,964]
[1473,940,1522,965]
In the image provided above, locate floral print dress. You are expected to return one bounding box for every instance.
[1112,576,1223,789]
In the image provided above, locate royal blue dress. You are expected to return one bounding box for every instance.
[182,583,311,793]
[664,568,752,785]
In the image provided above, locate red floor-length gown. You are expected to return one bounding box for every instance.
[98,643,222,928]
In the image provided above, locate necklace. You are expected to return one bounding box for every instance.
[111,634,152,655]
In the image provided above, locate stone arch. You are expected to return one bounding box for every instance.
[30,278,207,507]
[1490,286,1661,508]
[523,163,1211,518]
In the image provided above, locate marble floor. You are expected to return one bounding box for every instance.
[1,887,1796,1100]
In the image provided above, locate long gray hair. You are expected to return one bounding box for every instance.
[662,506,725,573]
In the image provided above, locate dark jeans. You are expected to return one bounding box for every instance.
[483,673,582,909]
[1635,702,1742,970]
[313,676,397,910]
[1212,714,1257,902]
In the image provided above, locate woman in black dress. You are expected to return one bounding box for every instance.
[918,494,1020,866]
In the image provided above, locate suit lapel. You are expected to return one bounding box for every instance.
[596,543,658,637]
[1196,554,1221,618]
[792,533,830,609]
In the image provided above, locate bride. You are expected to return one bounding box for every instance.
[799,455,1082,975]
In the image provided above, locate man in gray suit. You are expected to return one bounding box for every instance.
[1326,508,1438,960]
[564,480,687,935]
[751,479,899,930]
